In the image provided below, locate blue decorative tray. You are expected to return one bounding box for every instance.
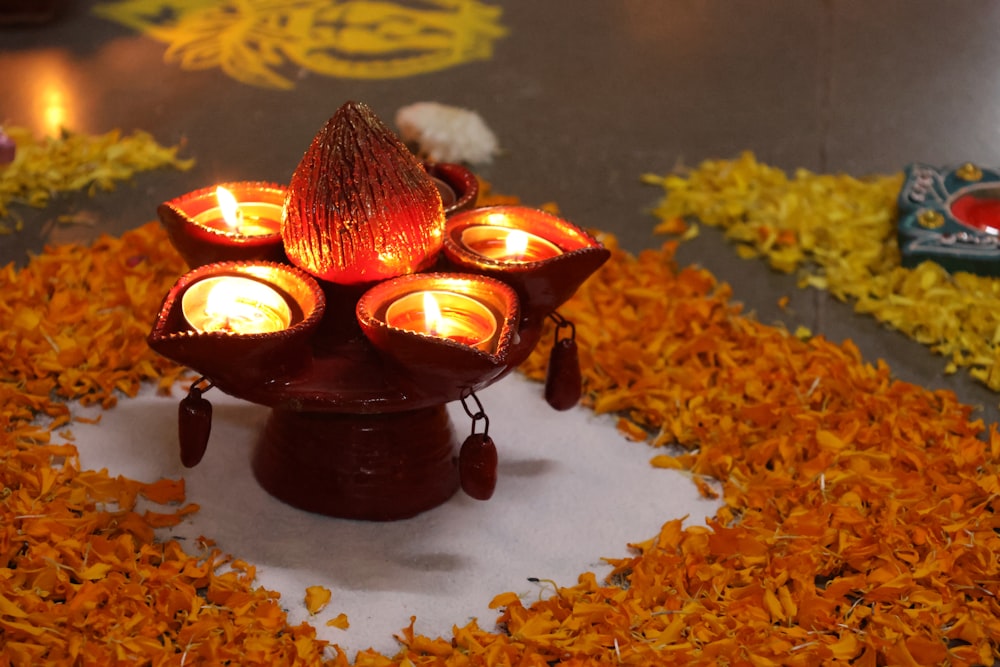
[898,162,1000,276]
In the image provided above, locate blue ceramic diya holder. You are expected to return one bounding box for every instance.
[898,162,1000,276]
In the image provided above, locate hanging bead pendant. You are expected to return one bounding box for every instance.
[545,313,582,411]
[459,433,498,500]
[178,380,213,467]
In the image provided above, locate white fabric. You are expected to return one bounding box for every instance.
[69,373,719,658]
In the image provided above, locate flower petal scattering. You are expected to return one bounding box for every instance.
[305,585,333,615]
[0,223,190,424]
[2,186,1000,664]
[0,126,194,230]
[511,237,1000,666]
[643,152,1000,391]
[0,223,342,665]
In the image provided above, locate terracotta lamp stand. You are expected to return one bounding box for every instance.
[255,406,459,521]
[148,101,608,521]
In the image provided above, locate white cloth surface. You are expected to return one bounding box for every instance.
[68,373,719,658]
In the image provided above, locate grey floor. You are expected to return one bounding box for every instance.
[2,1,999,421]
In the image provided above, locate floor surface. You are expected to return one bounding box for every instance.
[6,1,998,416]
[3,4,999,461]
[2,4,1000,647]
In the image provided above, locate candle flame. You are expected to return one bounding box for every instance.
[505,229,529,257]
[423,291,443,335]
[204,278,244,322]
[42,87,68,139]
[215,186,242,230]
[201,277,290,334]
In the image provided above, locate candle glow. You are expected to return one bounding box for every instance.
[182,276,292,335]
[423,291,444,335]
[191,186,282,237]
[216,186,241,228]
[505,229,529,257]
[459,224,562,263]
[385,290,497,351]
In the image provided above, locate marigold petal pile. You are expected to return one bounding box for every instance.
[0,126,194,231]
[0,223,338,665]
[643,152,1000,392]
[514,236,1000,665]
[2,190,1000,664]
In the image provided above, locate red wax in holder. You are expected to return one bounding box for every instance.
[148,101,608,520]
[950,189,1000,235]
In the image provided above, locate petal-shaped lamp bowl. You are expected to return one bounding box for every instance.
[157,182,287,268]
[356,272,519,392]
[148,261,325,388]
[442,206,611,316]
[426,162,479,216]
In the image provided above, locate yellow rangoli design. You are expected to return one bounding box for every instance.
[92,0,508,89]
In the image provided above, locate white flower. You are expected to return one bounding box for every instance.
[395,102,499,165]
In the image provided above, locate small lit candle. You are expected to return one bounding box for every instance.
[192,186,282,237]
[182,276,292,334]
[385,290,497,351]
[459,224,562,263]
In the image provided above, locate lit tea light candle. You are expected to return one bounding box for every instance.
[459,223,562,263]
[182,275,292,335]
[192,186,282,237]
[385,290,497,351]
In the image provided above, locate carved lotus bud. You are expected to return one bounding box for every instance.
[282,101,446,284]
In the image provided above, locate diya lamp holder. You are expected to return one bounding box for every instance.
[149,101,609,521]
[898,161,1000,276]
